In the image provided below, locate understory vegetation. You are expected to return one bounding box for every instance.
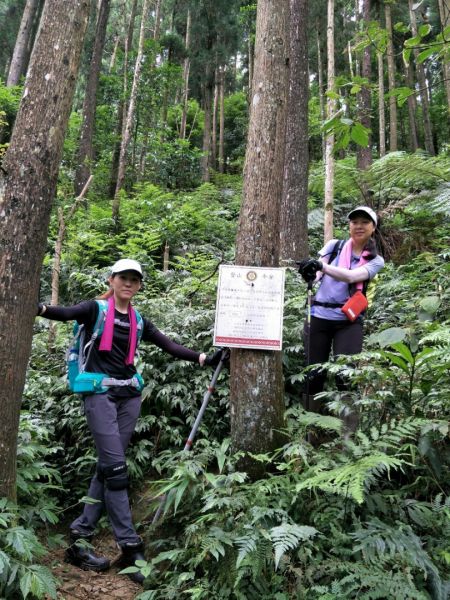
[0,151,448,599]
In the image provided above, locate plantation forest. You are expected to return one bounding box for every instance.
[0,0,449,599]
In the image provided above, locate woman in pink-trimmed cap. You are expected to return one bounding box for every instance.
[37,258,220,583]
[297,207,384,437]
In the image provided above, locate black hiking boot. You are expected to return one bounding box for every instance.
[117,540,146,584]
[65,530,110,572]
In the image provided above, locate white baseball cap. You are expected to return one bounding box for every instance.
[111,259,143,279]
[347,205,377,226]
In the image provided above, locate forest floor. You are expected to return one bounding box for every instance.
[44,532,142,600]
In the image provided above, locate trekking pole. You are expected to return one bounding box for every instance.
[305,279,314,413]
[152,348,230,525]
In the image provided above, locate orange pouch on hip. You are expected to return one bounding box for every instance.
[341,290,368,322]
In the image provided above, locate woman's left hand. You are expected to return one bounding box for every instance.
[199,353,207,366]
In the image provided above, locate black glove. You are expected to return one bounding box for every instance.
[37,303,44,316]
[296,258,323,282]
[204,349,226,367]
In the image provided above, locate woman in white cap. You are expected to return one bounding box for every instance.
[297,206,384,435]
[37,258,220,583]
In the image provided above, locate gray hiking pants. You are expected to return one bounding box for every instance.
[70,392,142,544]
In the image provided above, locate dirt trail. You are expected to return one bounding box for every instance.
[45,534,142,600]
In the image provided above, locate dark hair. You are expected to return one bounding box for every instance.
[363,237,378,260]
[363,218,385,259]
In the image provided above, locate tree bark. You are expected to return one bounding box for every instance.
[211,68,219,171]
[281,0,309,263]
[153,0,162,41]
[317,26,326,158]
[437,0,450,115]
[408,0,435,155]
[74,0,111,195]
[248,34,254,102]
[108,0,138,198]
[377,49,386,157]
[404,60,419,152]
[218,66,225,174]
[6,0,41,86]
[112,0,150,221]
[324,0,335,243]
[384,1,398,151]
[201,78,213,182]
[356,0,372,170]
[230,0,289,479]
[0,0,90,502]
[180,8,191,140]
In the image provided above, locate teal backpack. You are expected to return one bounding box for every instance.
[66,299,144,394]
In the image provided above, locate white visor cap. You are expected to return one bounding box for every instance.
[111,259,143,279]
[347,205,377,226]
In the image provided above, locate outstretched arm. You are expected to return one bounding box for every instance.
[143,319,201,363]
[36,301,96,324]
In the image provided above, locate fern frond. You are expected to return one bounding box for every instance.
[270,523,318,569]
[296,453,404,504]
[367,417,425,453]
[351,518,440,582]
[235,532,259,568]
[195,526,234,564]
[338,561,428,600]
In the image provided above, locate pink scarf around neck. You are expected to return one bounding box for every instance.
[99,296,137,365]
[338,239,370,291]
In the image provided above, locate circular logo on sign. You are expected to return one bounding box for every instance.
[246,271,257,282]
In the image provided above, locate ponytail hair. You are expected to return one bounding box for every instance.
[364,217,385,260]
[364,237,378,260]
[97,287,114,300]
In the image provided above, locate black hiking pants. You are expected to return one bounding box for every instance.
[303,316,364,396]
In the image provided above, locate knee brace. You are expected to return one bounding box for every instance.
[100,462,129,491]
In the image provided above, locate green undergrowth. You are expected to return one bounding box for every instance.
[4,159,450,598]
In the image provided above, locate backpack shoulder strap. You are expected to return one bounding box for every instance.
[328,239,345,265]
[133,308,144,343]
[93,299,109,337]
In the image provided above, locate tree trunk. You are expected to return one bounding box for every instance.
[405,60,419,152]
[281,0,309,263]
[377,49,386,157]
[180,8,191,140]
[218,66,225,174]
[384,1,398,151]
[248,34,254,102]
[201,78,213,182]
[112,0,150,222]
[437,0,450,115]
[408,0,435,155]
[109,32,120,72]
[317,26,326,158]
[6,0,41,86]
[347,40,354,78]
[108,0,138,198]
[0,0,90,502]
[230,0,289,479]
[324,0,335,243]
[153,0,162,41]
[48,176,93,349]
[159,3,172,139]
[211,68,219,171]
[356,0,372,170]
[74,0,111,196]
